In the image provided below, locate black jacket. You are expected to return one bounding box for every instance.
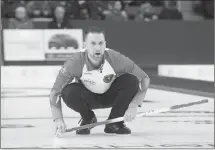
[47,18,72,29]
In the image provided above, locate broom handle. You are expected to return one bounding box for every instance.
[66,99,208,133]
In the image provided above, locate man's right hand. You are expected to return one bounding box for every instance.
[54,118,67,137]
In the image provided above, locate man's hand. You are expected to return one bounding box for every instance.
[54,118,67,137]
[124,106,138,122]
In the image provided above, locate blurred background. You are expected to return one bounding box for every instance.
[1,0,214,96]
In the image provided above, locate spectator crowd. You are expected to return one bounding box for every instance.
[1,0,214,29]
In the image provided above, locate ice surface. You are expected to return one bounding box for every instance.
[1,88,214,149]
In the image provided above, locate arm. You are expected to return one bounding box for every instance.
[128,63,150,108]
[116,52,150,108]
[50,60,75,121]
[27,19,34,29]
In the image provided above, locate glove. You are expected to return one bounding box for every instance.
[124,106,138,122]
[54,118,67,137]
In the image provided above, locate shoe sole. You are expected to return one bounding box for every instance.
[105,133,131,136]
[76,131,91,135]
[104,130,131,135]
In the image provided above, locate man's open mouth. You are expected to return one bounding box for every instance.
[94,52,102,57]
[95,53,101,55]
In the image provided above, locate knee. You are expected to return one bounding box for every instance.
[120,74,139,90]
[61,83,83,104]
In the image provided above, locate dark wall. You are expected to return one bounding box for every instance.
[0,30,3,66]
[70,20,214,65]
[2,20,214,66]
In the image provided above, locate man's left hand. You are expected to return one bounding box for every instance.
[124,106,138,122]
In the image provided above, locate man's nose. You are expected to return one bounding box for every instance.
[94,45,101,50]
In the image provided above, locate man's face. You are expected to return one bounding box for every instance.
[85,32,106,61]
[114,1,122,11]
[140,3,153,13]
[15,6,27,19]
[54,6,65,20]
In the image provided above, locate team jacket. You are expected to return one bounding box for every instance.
[50,48,150,119]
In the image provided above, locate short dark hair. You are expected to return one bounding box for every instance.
[83,26,105,41]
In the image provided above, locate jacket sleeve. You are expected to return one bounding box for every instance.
[111,50,150,107]
[49,59,78,120]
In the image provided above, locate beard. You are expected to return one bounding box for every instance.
[88,52,104,67]
[89,51,104,61]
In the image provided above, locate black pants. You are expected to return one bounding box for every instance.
[61,74,139,121]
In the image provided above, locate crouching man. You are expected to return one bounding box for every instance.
[50,26,150,136]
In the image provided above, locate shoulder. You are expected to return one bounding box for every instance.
[8,18,16,23]
[105,48,134,65]
[60,51,86,77]
[64,51,85,70]
[66,51,84,63]
[105,48,131,64]
[105,48,135,73]
[105,48,130,61]
[105,48,121,58]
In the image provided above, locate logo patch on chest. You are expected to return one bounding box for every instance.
[103,74,115,83]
